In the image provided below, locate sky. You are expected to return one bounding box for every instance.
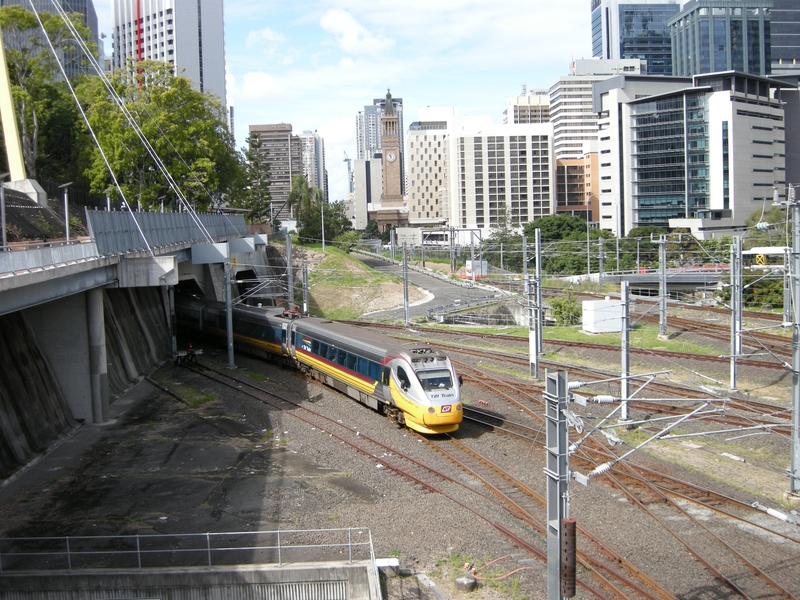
[94,0,592,205]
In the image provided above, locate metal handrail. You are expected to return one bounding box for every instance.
[0,528,375,573]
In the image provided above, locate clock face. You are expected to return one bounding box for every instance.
[386,152,396,163]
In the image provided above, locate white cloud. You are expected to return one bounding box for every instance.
[240,71,288,102]
[319,9,395,55]
[318,115,357,146]
[246,27,287,48]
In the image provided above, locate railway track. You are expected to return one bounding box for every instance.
[426,436,675,600]
[636,313,791,360]
[452,362,800,599]
[345,320,789,371]
[451,351,792,439]
[171,338,797,598]
[177,360,630,598]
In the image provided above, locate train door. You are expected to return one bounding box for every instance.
[281,323,289,354]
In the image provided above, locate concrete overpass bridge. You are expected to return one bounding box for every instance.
[599,267,728,297]
[0,210,266,429]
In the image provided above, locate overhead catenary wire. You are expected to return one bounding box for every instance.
[38,0,215,244]
[27,0,156,257]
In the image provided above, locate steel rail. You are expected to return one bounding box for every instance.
[180,361,609,595]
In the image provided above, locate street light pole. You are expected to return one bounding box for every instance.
[321,200,325,252]
[58,182,73,242]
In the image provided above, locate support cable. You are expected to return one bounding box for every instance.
[29,1,156,257]
[41,0,215,242]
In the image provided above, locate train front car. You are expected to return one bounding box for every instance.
[386,342,462,434]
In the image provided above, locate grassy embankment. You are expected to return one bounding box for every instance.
[305,246,399,320]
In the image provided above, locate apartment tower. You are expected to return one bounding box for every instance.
[112,0,227,107]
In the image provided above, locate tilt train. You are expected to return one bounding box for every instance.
[175,298,463,434]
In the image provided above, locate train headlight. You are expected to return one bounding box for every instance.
[428,407,435,413]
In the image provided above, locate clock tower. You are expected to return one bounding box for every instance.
[380,89,404,208]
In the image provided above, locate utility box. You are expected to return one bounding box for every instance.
[582,299,622,333]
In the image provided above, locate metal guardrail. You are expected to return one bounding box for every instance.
[425,294,506,320]
[0,528,375,573]
[0,239,101,278]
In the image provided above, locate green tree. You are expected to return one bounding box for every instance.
[522,214,615,275]
[485,206,522,272]
[620,226,667,271]
[286,175,317,219]
[523,214,589,241]
[76,61,240,211]
[297,197,352,245]
[35,82,92,186]
[229,133,271,224]
[549,294,581,325]
[333,230,361,253]
[743,205,791,249]
[363,219,380,238]
[0,5,97,177]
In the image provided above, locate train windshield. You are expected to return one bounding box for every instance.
[416,369,454,390]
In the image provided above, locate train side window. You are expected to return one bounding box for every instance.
[346,353,357,371]
[337,349,347,366]
[311,339,320,355]
[397,367,411,391]
[318,342,329,358]
[327,345,338,362]
[357,357,369,376]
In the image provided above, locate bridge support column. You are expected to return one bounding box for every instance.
[87,287,109,423]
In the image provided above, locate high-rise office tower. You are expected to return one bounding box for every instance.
[248,124,302,221]
[626,72,789,235]
[669,0,772,77]
[591,0,680,75]
[771,0,800,77]
[1,0,100,77]
[112,0,227,107]
[299,131,327,201]
[549,58,644,160]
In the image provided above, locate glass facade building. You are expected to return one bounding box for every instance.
[630,92,710,227]
[591,1,680,75]
[618,4,679,74]
[771,0,800,76]
[669,0,772,77]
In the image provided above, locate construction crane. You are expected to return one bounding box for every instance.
[343,151,354,194]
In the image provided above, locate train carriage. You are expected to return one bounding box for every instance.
[174,297,462,434]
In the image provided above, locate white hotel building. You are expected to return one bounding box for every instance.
[112,0,227,107]
[406,108,554,240]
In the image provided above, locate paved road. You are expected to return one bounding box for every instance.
[352,254,501,321]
